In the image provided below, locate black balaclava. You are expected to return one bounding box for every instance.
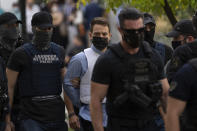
[92,36,109,51]
[32,27,53,51]
[143,13,156,47]
[0,25,19,63]
[144,26,155,47]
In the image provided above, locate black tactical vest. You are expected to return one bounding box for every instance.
[106,42,162,119]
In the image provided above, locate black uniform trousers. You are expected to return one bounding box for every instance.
[0,122,5,131]
[80,116,106,131]
[107,117,160,131]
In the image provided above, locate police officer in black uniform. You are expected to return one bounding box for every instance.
[90,8,170,131]
[5,11,74,131]
[166,19,197,82]
[166,19,196,50]
[144,13,173,65]
[165,10,197,131]
[144,12,172,131]
[0,12,21,131]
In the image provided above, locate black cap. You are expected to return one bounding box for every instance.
[166,19,197,37]
[31,11,53,29]
[0,12,22,25]
[144,13,156,25]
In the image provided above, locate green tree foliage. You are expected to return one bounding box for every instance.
[105,0,196,14]
[75,0,196,26]
[40,0,197,26]
[105,0,197,26]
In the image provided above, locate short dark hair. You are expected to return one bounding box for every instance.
[90,17,110,32]
[118,8,143,28]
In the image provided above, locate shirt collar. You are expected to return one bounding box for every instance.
[91,44,102,55]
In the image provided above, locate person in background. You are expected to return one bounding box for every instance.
[165,19,197,82]
[83,0,104,31]
[144,13,173,65]
[0,12,21,131]
[166,19,197,50]
[64,17,111,131]
[26,0,40,40]
[165,11,197,131]
[51,2,69,49]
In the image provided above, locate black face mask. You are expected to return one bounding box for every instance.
[122,27,144,48]
[0,25,19,52]
[144,28,155,47]
[33,30,52,50]
[171,41,182,50]
[92,36,108,50]
[0,26,19,40]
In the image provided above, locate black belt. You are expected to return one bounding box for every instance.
[109,117,154,129]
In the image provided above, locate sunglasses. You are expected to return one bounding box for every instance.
[122,27,145,34]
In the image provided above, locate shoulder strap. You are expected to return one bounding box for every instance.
[141,41,153,58]
[189,58,197,72]
[109,43,126,59]
[50,42,62,58]
[22,43,34,57]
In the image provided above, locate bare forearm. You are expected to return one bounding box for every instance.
[161,79,169,113]
[161,93,168,113]
[63,91,75,114]
[90,98,104,131]
[165,114,180,131]
[8,87,14,107]
[6,86,15,122]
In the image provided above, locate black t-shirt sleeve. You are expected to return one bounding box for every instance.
[7,47,29,72]
[91,53,111,85]
[166,45,190,81]
[169,64,194,101]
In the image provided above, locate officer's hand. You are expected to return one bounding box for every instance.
[69,114,80,129]
[70,78,80,88]
[159,106,167,123]
[4,121,15,131]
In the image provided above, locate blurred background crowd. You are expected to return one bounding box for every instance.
[0,0,193,64]
[0,0,124,64]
